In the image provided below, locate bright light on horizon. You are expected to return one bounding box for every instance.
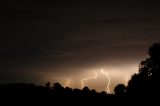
[43,64,138,93]
[81,71,98,89]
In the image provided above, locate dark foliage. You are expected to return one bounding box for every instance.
[0,82,114,100]
[126,42,160,96]
[114,84,126,96]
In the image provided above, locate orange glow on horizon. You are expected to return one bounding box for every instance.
[43,64,138,93]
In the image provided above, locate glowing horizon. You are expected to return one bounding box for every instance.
[43,64,138,93]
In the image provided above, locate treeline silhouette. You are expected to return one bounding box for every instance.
[0,82,114,98]
[0,41,160,99]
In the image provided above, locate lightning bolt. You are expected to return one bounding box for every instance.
[64,79,71,87]
[101,68,111,93]
[81,72,98,89]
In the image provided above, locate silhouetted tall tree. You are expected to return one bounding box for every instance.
[127,42,160,96]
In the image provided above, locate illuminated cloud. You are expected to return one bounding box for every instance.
[81,72,98,89]
[64,79,71,87]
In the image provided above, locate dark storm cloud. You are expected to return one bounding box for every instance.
[0,0,160,83]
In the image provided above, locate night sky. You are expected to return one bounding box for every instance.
[1,0,160,93]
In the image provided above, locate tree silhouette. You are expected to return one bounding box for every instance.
[114,84,126,96]
[64,87,72,96]
[52,82,65,96]
[82,86,91,96]
[126,42,160,96]
[45,82,51,88]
